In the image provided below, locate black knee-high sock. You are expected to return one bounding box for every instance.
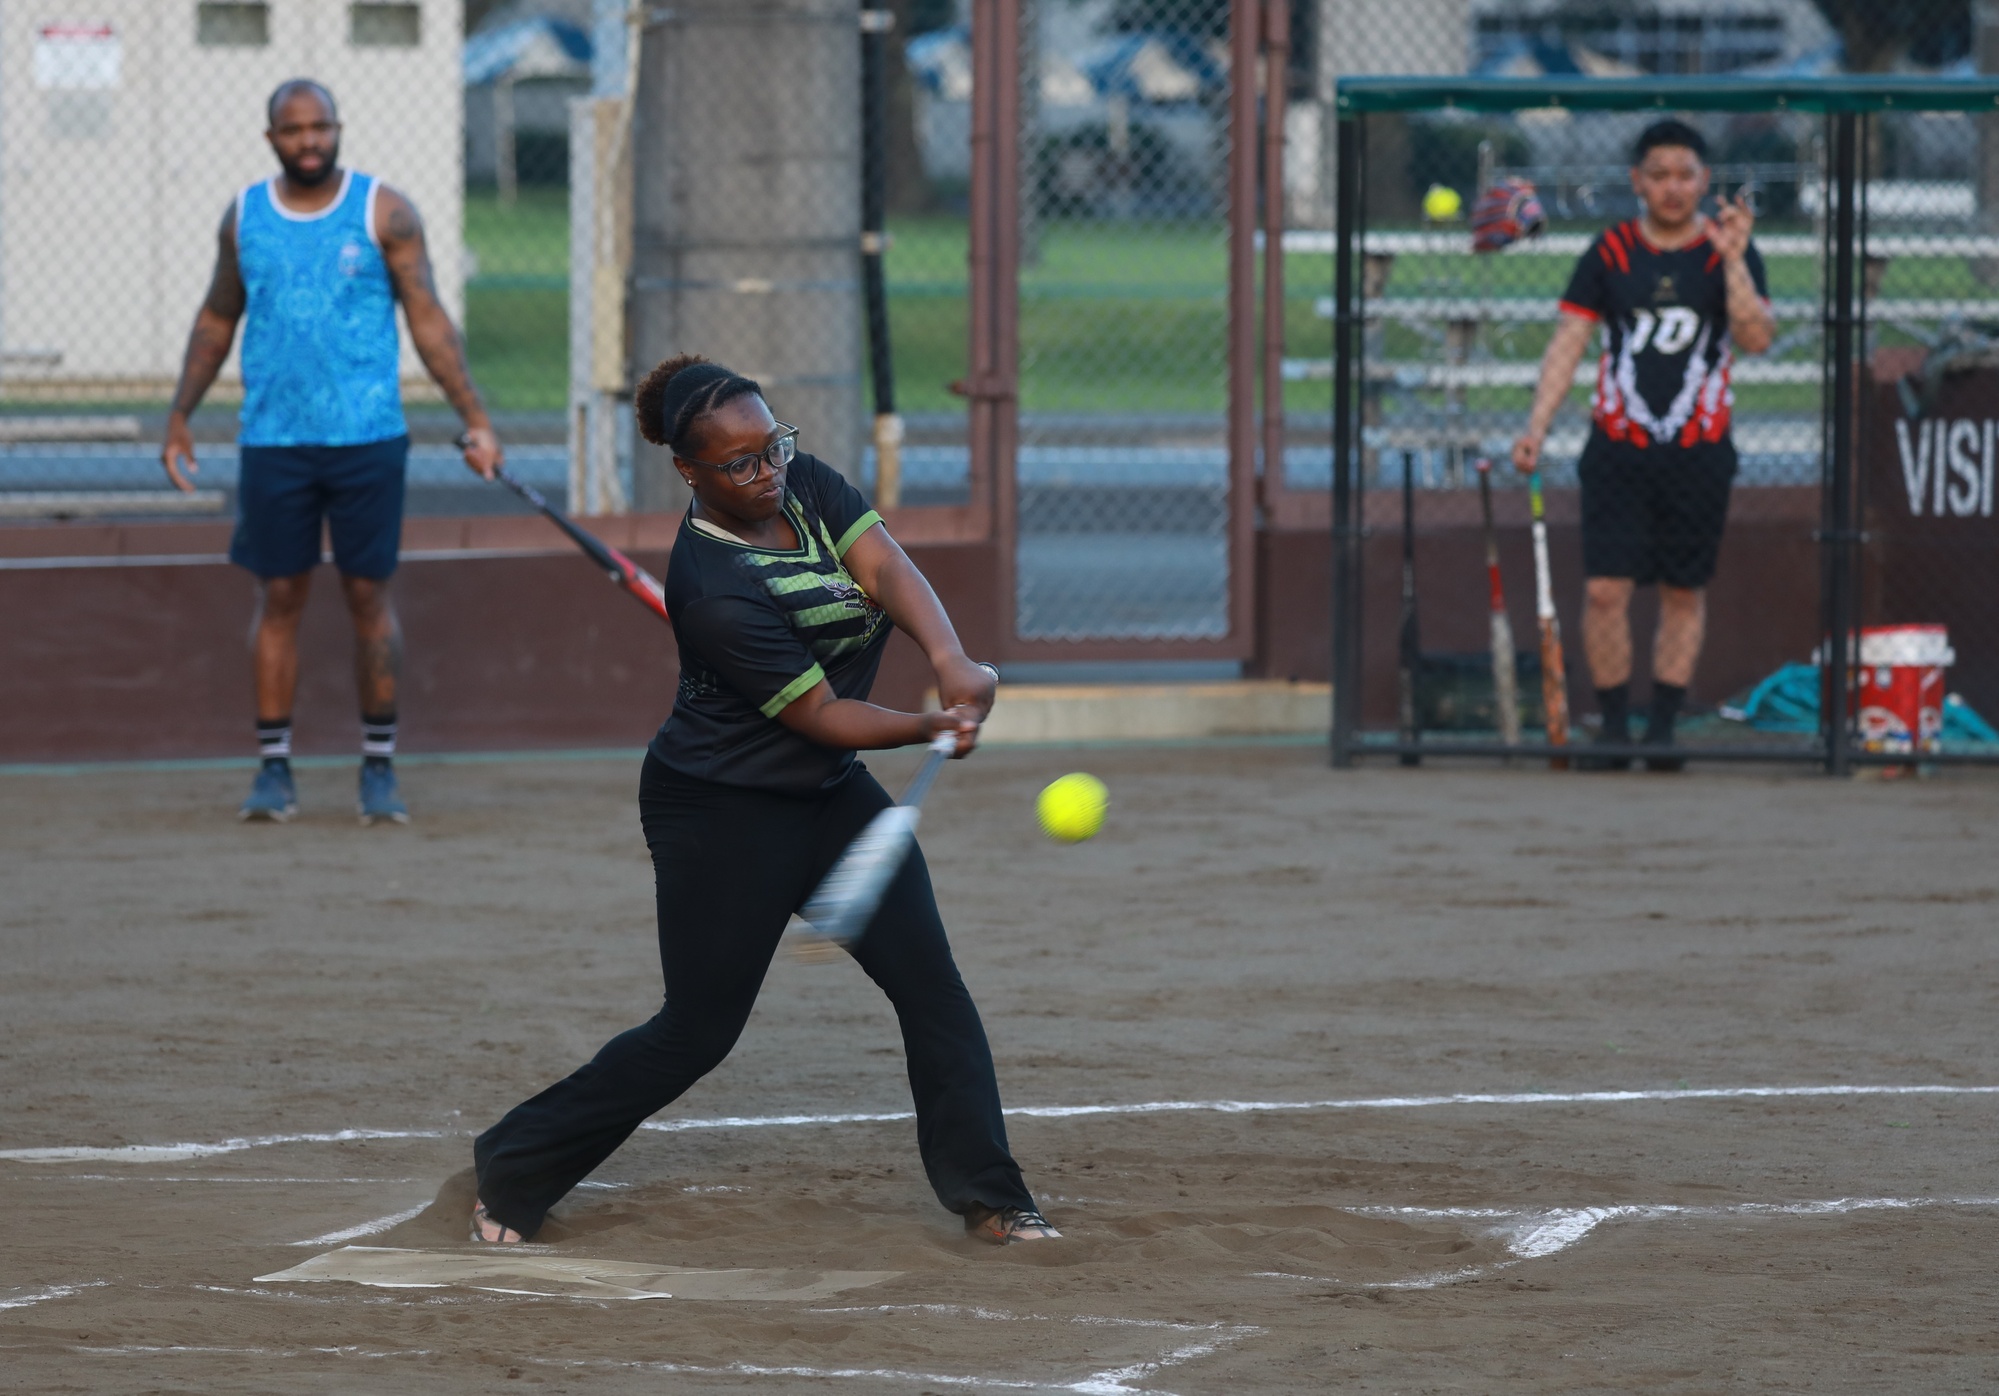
[1595,683,1630,741]
[1647,682,1686,743]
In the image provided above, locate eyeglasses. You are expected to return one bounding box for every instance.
[678,423,799,486]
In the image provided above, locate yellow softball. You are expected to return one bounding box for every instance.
[1423,184,1463,221]
[1036,773,1108,843]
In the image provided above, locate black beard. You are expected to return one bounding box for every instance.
[280,145,340,187]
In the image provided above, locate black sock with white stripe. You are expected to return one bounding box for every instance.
[257,717,292,767]
[361,710,398,764]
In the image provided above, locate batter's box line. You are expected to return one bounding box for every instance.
[1253,1194,1999,1291]
[8,1082,1997,1165]
[59,1334,1262,1395]
[810,1302,1248,1336]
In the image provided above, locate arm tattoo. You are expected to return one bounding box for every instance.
[380,186,489,423]
[170,205,246,416]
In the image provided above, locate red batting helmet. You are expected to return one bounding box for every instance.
[1470,177,1547,253]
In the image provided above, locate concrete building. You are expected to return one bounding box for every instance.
[1,1,462,401]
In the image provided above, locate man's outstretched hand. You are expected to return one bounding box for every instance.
[1710,187,1755,263]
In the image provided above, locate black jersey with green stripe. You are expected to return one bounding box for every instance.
[650,454,891,794]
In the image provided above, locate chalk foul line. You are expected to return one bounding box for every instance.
[1253,1193,1999,1291]
[6,1083,1996,1164]
[290,1202,434,1247]
[64,1338,1259,1394]
[0,1281,109,1312]
[638,1081,1999,1133]
[0,1128,450,1165]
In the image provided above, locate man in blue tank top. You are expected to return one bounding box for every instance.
[160,80,503,825]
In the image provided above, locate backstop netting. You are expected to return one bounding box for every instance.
[1326,77,1999,773]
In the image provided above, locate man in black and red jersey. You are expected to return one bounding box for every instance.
[1513,119,1774,770]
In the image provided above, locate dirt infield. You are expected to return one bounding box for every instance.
[4,744,1998,1392]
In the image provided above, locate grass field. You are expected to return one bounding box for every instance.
[463,197,1894,426]
[460,199,1339,417]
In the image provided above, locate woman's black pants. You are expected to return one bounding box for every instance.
[473,753,1034,1238]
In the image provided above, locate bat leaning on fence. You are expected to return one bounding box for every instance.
[1476,459,1522,746]
[1397,450,1422,766]
[475,447,670,626]
[859,9,904,509]
[1528,469,1571,769]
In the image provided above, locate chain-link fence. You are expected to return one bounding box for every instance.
[1008,0,1238,644]
[1324,76,1999,770]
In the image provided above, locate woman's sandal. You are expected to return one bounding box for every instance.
[470,1199,527,1244]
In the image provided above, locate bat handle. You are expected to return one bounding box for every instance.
[927,731,958,756]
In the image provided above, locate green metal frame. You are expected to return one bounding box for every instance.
[1325,76,1981,772]
[1336,76,1999,115]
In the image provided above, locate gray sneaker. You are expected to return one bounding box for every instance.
[239,760,298,822]
[357,757,409,825]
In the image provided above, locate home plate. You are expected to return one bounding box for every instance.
[257,1246,900,1301]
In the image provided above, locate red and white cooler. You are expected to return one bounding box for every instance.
[1855,625,1954,754]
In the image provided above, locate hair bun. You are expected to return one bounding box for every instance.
[632,355,763,452]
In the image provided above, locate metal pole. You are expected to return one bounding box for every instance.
[1227,0,1261,647]
[1823,110,1859,777]
[1260,0,1291,505]
[970,0,1022,642]
[627,3,863,509]
[1329,109,1360,767]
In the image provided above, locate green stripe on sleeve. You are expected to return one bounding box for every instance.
[759,663,827,719]
[834,511,884,558]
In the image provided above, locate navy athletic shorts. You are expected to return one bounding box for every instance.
[1578,430,1737,589]
[230,435,410,581]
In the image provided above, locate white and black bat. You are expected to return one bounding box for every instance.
[792,662,999,957]
[793,730,959,954]
[1477,459,1522,746]
[1529,470,1571,768]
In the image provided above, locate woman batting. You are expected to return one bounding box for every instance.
[470,356,1058,1246]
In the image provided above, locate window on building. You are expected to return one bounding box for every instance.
[350,3,421,47]
[196,2,270,47]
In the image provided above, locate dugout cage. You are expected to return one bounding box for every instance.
[1325,76,1999,774]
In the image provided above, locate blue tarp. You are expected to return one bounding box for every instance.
[1720,662,1999,743]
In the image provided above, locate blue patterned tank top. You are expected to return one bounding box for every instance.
[235,170,406,447]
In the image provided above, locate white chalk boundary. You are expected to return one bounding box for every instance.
[7,1082,1995,1164]
[1253,1193,1999,1291]
[66,1324,1261,1395]
[0,1281,108,1312]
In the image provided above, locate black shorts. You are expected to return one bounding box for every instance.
[230,435,409,581]
[1578,431,1736,588]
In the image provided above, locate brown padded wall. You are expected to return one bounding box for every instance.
[5,489,1823,762]
[1,528,1002,764]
